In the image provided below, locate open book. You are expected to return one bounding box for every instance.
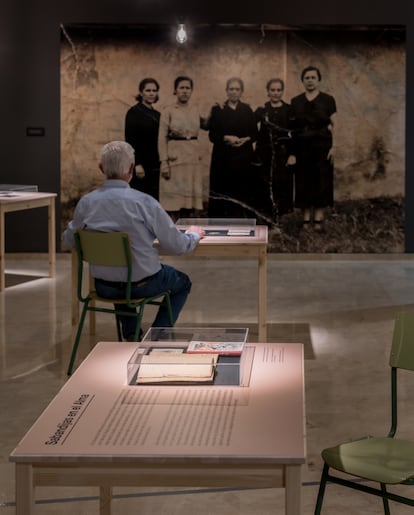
[136,352,218,384]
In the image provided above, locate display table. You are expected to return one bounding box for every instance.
[10,341,305,515]
[71,224,268,341]
[175,222,268,341]
[0,191,57,291]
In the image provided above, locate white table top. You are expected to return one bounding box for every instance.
[0,191,56,204]
[10,341,305,465]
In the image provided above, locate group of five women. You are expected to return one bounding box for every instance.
[124,66,336,229]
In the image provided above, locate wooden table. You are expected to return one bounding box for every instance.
[10,341,305,515]
[71,225,268,341]
[174,224,268,341]
[0,191,57,291]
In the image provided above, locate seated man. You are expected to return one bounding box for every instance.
[62,140,204,340]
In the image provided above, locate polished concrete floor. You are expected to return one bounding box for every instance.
[2,251,414,514]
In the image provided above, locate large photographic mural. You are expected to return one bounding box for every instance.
[61,24,405,252]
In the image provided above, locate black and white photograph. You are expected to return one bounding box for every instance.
[61,24,405,252]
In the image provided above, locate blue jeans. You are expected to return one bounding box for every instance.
[94,264,192,339]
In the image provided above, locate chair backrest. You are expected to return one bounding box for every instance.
[389,312,414,371]
[74,231,133,302]
[75,230,132,267]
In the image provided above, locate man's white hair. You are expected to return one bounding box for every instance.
[100,141,135,179]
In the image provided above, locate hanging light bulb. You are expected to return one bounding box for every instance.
[176,23,188,44]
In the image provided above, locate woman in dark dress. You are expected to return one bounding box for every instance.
[208,77,258,218]
[290,66,337,230]
[255,78,294,219]
[125,77,161,200]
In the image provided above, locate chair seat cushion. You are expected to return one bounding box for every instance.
[322,436,414,484]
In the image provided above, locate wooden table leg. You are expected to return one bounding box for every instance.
[0,208,4,291]
[47,197,56,278]
[258,246,267,342]
[15,463,35,515]
[285,464,302,515]
[100,486,112,515]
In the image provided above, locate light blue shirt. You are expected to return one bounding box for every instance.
[62,180,200,281]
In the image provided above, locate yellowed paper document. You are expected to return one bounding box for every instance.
[137,353,218,384]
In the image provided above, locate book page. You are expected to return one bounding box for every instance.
[137,353,218,384]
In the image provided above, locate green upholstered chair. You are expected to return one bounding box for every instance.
[67,230,173,375]
[314,312,414,514]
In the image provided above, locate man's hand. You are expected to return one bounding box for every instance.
[185,225,205,240]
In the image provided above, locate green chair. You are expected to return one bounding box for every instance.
[67,230,173,375]
[314,312,414,514]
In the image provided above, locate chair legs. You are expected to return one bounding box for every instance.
[129,293,172,340]
[314,463,329,515]
[165,293,173,325]
[67,300,90,375]
[381,483,390,515]
[115,317,122,341]
[133,308,145,341]
[315,466,394,515]
[68,293,174,375]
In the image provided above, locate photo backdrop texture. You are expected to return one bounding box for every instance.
[60,26,405,236]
